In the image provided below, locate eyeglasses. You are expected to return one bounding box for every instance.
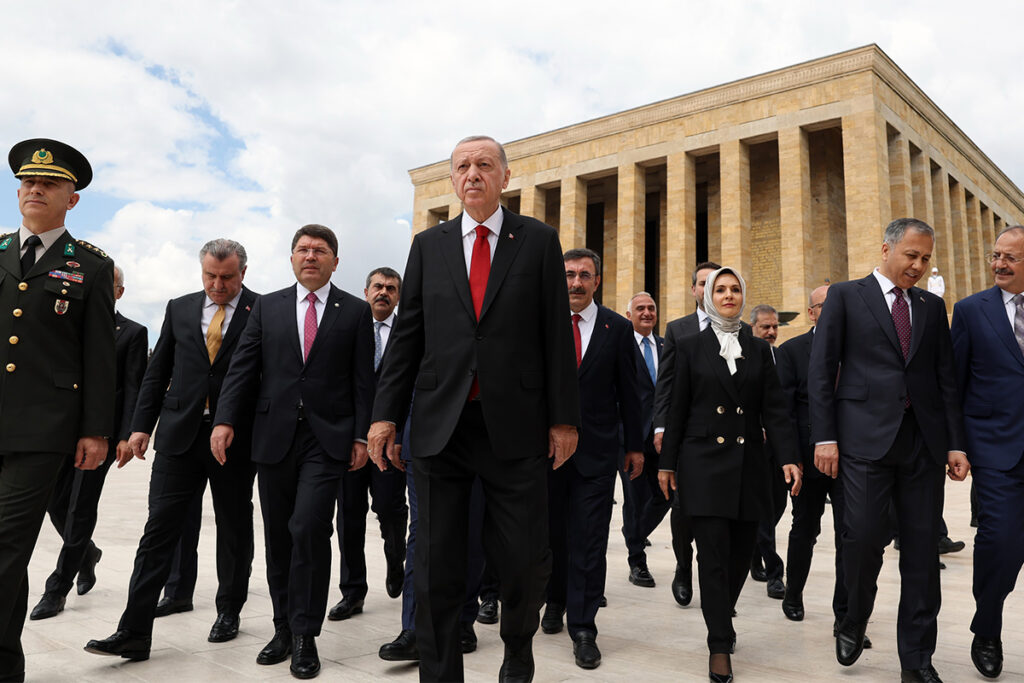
[988,251,1022,265]
[565,271,595,282]
[809,303,823,310]
[293,247,332,258]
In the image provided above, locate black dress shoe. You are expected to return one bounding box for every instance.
[460,621,477,653]
[901,665,943,682]
[477,598,499,624]
[598,595,607,607]
[937,536,965,554]
[833,620,871,648]
[327,596,363,621]
[77,546,102,595]
[766,578,786,599]
[573,631,601,669]
[208,612,240,642]
[541,602,565,634]
[379,629,418,661]
[154,596,193,617]
[709,653,733,682]
[498,646,535,683]
[939,560,946,570]
[781,592,804,621]
[29,593,65,620]
[971,635,1003,678]
[84,631,151,661]
[385,554,404,599]
[290,635,320,679]
[256,627,292,665]
[628,564,656,587]
[750,563,767,582]
[672,565,693,606]
[835,621,867,666]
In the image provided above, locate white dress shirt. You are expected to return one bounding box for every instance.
[872,268,913,323]
[296,281,332,352]
[18,225,66,263]
[201,290,243,337]
[571,299,599,359]
[1001,287,1020,329]
[461,207,502,275]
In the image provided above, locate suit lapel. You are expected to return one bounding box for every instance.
[732,330,753,393]
[28,232,77,279]
[578,306,610,377]
[438,216,477,323]
[0,233,18,279]
[980,286,1024,368]
[700,327,741,405]
[284,286,304,364]
[193,292,210,362]
[479,208,525,322]
[213,287,255,366]
[115,311,127,342]
[857,274,904,361]
[305,285,342,365]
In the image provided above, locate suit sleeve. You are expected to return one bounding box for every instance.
[352,301,375,440]
[118,324,149,441]
[80,258,116,438]
[759,343,799,468]
[934,298,966,452]
[652,323,678,431]
[775,342,800,431]
[659,336,692,472]
[808,286,845,444]
[214,295,264,427]
[950,300,971,411]
[615,320,644,453]
[540,227,581,429]
[130,300,176,434]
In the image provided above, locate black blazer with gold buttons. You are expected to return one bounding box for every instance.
[659,324,797,520]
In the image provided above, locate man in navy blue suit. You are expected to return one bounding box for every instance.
[951,224,1024,679]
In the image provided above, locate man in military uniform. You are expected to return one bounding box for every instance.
[0,138,115,682]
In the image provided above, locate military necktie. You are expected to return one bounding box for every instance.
[20,234,41,276]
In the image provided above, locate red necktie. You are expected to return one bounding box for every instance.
[303,291,318,361]
[469,225,490,319]
[572,313,582,367]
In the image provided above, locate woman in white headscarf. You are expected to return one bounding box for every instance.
[659,267,802,682]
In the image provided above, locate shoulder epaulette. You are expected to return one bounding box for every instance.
[76,239,110,259]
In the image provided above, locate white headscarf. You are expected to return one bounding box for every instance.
[702,267,746,375]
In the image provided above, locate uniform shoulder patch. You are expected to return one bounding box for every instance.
[76,239,110,259]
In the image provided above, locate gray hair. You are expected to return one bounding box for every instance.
[199,238,248,270]
[996,224,1024,240]
[628,291,656,310]
[749,303,777,325]
[451,135,508,170]
[113,264,124,287]
[883,218,934,249]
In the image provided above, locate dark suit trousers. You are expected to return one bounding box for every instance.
[619,446,672,569]
[43,446,114,597]
[162,486,204,601]
[119,421,255,636]
[840,410,943,669]
[547,462,615,637]
[785,473,848,618]
[971,458,1024,638]
[337,460,408,600]
[412,401,550,682]
[691,516,757,654]
[258,419,344,636]
[751,467,787,581]
[0,451,67,680]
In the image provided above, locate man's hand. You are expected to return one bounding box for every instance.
[623,451,644,480]
[122,431,151,468]
[75,436,108,470]
[350,442,369,471]
[814,443,839,479]
[783,463,803,496]
[947,450,970,481]
[548,424,578,469]
[368,421,401,472]
[115,440,132,468]
[210,425,234,465]
[658,470,676,500]
[653,431,664,454]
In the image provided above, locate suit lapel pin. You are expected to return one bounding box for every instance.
[334,302,340,307]
[245,305,251,311]
[507,233,514,239]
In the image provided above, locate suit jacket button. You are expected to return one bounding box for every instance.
[8,336,17,344]
[736,407,744,415]
[716,406,725,414]
[12,308,23,317]
[73,383,79,389]
[736,436,745,444]
[716,436,725,444]
[18,282,27,291]
[5,363,14,372]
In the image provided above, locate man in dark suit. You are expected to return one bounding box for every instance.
[328,266,409,622]
[85,238,257,661]
[808,218,969,683]
[30,264,148,619]
[951,224,1024,679]
[368,135,580,683]
[212,224,374,679]
[652,260,720,606]
[1,138,115,683]
[541,248,642,670]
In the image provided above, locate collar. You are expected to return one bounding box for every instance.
[634,330,656,346]
[204,290,242,310]
[872,268,902,294]
[461,206,503,239]
[19,224,66,252]
[298,281,332,304]
[1001,287,1021,305]
[375,310,397,327]
[571,299,598,322]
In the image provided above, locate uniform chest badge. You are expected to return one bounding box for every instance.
[0,237,12,251]
[66,260,81,269]
[55,299,70,315]
[63,243,75,256]
[48,269,84,284]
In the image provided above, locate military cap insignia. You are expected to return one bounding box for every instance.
[64,243,76,256]
[0,236,12,251]
[55,299,69,315]
[76,239,108,258]
[31,149,54,165]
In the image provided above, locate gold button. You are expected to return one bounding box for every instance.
[62,289,68,295]
[12,308,23,317]
[716,406,725,414]
[18,282,27,291]
[73,383,79,389]
[716,436,725,444]
[5,363,14,372]
[62,281,70,287]
[8,336,17,344]
[736,407,744,415]
[737,436,745,444]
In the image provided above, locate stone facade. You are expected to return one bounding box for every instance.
[408,45,1024,340]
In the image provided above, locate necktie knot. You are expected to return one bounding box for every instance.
[475,225,489,240]
[306,292,318,304]
[1015,293,1024,308]
[23,235,41,248]
[20,234,42,275]
[374,320,384,331]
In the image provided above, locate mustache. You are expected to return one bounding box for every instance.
[374,295,392,303]
[995,267,1014,276]
[568,287,587,295]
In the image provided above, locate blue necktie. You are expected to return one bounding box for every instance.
[642,336,656,384]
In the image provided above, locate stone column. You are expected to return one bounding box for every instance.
[616,162,646,314]
[720,139,751,279]
[665,151,696,322]
[930,166,954,305]
[559,175,587,250]
[910,149,934,226]
[842,109,891,277]
[980,205,995,277]
[778,126,812,325]
[888,128,913,219]
[521,182,547,222]
[965,194,983,293]
[949,179,969,302]
[449,200,464,222]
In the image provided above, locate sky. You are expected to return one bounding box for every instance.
[3,0,1022,338]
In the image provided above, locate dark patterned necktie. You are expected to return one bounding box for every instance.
[891,287,911,361]
[1014,294,1024,358]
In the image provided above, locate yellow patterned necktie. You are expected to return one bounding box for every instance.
[206,304,226,364]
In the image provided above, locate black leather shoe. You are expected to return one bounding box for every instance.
[766,578,786,599]
[628,564,656,587]
[379,629,418,661]
[672,565,693,606]
[971,635,1003,678]
[208,612,240,642]
[541,603,564,634]
[77,546,102,595]
[256,627,292,665]
[477,598,499,624]
[781,592,804,621]
[573,631,601,669]
[154,596,193,617]
[290,635,320,679]
[750,561,767,582]
[901,665,943,682]
[939,560,947,570]
[835,621,867,666]
[460,621,477,653]
[833,620,871,648]
[498,646,535,683]
[327,596,363,621]
[29,593,65,620]
[709,653,733,682]
[937,536,965,554]
[84,631,151,661]
[598,595,607,607]
[385,554,404,599]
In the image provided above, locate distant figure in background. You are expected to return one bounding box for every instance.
[927,267,945,299]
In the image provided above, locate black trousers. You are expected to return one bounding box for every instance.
[841,410,944,670]
[971,459,1024,638]
[119,421,255,636]
[162,487,204,601]
[751,466,787,581]
[336,457,408,600]
[785,473,847,618]
[412,402,550,682]
[258,419,344,636]
[691,516,757,654]
[0,451,67,680]
[43,445,115,597]
[619,447,672,569]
